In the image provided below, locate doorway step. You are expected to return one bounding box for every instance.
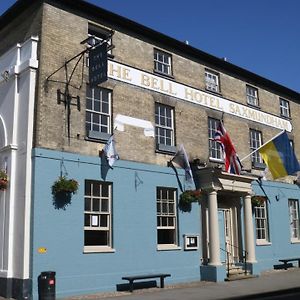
[225,265,258,281]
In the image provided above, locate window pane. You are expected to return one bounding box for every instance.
[101,199,109,212]
[93,199,100,212]
[85,230,108,246]
[93,183,100,196]
[84,214,90,226]
[85,198,91,211]
[102,184,109,197]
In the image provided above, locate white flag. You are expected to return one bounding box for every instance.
[171,144,193,183]
[103,135,119,167]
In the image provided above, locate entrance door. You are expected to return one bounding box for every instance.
[219,209,234,264]
[224,209,234,264]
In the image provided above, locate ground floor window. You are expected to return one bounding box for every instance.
[156,187,178,249]
[288,199,300,242]
[84,180,112,252]
[254,202,270,244]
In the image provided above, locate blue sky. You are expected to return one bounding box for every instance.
[1,0,299,92]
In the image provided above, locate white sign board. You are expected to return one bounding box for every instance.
[107,60,292,132]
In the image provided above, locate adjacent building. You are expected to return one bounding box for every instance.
[0,0,300,299]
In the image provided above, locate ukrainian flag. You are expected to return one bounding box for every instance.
[259,131,300,179]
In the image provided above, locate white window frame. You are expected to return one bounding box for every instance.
[208,118,222,161]
[86,86,112,138]
[250,129,263,165]
[246,85,259,107]
[155,103,175,147]
[205,70,220,93]
[84,180,114,252]
[280,98,290,118]
[157,187,179,250]
[254,202,270,245]
[154,49,172,76]
[288,199,300,242]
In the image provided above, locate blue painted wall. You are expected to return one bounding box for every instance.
[31,148,201,298]
[252,180,300,272]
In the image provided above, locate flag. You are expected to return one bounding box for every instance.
[102,135,119,167]
[214,121,242,175]
[171,144,193,183]
[258,131,300,179]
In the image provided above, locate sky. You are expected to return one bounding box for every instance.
[1,0,299,92]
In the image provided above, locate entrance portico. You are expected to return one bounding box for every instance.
[195,167,257,281]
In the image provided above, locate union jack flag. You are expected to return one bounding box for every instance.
[214,122,242,175]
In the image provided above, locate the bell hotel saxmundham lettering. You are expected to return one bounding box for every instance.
[89,42,108,87]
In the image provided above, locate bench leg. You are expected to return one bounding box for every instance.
[298,260,300,268]
[160,277,165,288]
[129,280,133,292]
[284,263,288,270]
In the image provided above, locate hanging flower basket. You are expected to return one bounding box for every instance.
[51,176,79,196]
[0,170,8,191]
[251,195,267,206]
[179,189,204,206]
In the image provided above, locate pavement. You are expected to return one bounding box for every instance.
[1,268,300,300]
[63,267,300,300]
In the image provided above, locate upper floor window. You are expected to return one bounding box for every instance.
[84,180,113,252]
[280,98,290,118]
[155,103,175,152]
[246,85,259,107]
[157,187,178,249]
[154,49,172,76]
[208,118,222,161]
[86,86,112,141]
[205,70,220,93]
[250,129,263,166]
[288,199,300,242]
[254,201,270,244]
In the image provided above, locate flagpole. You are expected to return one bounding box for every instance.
[240,130,285,162]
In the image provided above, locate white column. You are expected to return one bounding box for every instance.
[208,190,221,266]
[243,194,256,263]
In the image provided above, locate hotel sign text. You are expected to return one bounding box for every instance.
[108,60,292,132]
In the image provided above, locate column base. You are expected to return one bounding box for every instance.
[200,264,226,282]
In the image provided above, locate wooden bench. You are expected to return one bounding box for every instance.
[278,258,300,270]
[122,273,171,292]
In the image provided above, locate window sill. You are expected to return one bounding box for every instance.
[85,131,111,143]
[256,241,271,246]
[205,88,222,96]
[209,157,223,164]
[247,103,260,109]
[83,246,115,253]
[291,240,300,244]
[280,114,291,120]
[157,245,181,251]
[156,143,177,155]
[252,162,266,170]
[153,70,174,80]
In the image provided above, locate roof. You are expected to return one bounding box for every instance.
[1,0,300,100]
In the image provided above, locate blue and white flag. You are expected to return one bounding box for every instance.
[171,144,194,183]
[103,135,119,167]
